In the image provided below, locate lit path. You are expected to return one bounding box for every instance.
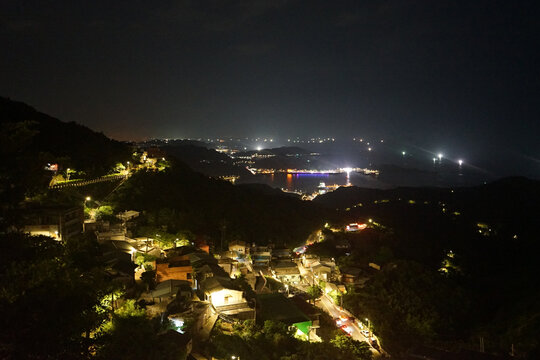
[49,173,128,189]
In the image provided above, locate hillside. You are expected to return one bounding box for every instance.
[0,97,131,177]
[108,160,325,247]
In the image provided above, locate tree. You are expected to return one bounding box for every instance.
[342,260,469,354]
[306,285,323,304]
[0,232,112,359]
[330,334,372,360]
[96,300,182,360]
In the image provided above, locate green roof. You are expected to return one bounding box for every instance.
[257,293,311,329]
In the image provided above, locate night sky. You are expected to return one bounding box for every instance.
[1,1,539,174]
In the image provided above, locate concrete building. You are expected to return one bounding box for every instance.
[228,240,248,256]
[22,205,84,241]
[272,260,301,284]
[155,255,193,285]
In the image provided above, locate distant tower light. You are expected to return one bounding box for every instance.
[402,151,406,156]
[458,159,463,166]
[438,153,443,161]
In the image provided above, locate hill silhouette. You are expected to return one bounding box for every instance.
[0,97,130,178]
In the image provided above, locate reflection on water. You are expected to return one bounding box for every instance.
[237,172,388,193]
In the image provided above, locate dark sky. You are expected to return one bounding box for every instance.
[1,0,539,168]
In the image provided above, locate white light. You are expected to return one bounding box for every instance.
[343,167,353,173]
[433,158,437,163]
[368,147,372,151]
[402,151,406,156]
[458,159,463,166]
[438,153,443,160]
[256,146,262,151]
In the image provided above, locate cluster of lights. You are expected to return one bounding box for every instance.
[288,137,335,144]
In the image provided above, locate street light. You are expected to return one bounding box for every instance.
[438,153,443,161]
[85,196,91,201]
[458,159,463,166]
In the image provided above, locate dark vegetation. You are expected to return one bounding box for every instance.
[210,320,372,360]
[109,159,325,248]
[311,179,540,357]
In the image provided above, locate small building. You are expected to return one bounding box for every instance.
[228,240,248,256]
[272,261,301,284]
[251,245,272,267]
[201,276,245,307]
[301,254,320,268]
[200,276,253,319]
[340,266,363,284]
[116,210,140,222]
[311,262,332,281]
[272,247,291,260]
[217,257,235,275]
[156,255,193,285]
[151,279,192,302]
[21,205,84,241]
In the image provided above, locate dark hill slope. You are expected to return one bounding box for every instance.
[109,160,325,247]
[0,97,130,177]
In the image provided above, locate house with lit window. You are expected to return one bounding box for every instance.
[228,240,248,256]
[201,276,245,307]
[200,276,253,319]
[271,260,301,284]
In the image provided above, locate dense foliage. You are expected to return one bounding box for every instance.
[316,179,540,357]
[109,161,325,248]
[209,320,372,360]
[0,233,114,358]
